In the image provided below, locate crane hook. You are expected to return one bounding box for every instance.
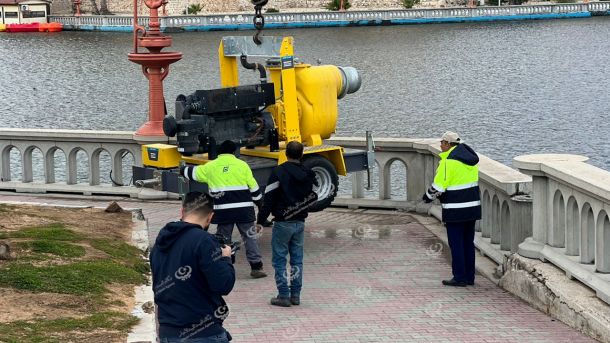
[251,0,268,45]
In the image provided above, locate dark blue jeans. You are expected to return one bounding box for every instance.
[272,220,305,298]
[160,330,229,343]
[446,220,476,284]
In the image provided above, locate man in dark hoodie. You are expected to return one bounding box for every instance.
[150,192,235,342]
[257,141,318,307]
[423,131,481,287]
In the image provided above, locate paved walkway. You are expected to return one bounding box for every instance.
[0,193,595,343]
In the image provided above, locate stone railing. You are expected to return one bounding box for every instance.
[2,129,609,304]
[327,137,532,265]
[49,2,610,31]
[515,154,610,304]
[0,129,142,196]
[50,15,149,27]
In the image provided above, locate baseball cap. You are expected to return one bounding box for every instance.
[441,131,461,144]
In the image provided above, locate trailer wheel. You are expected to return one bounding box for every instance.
[303,155,338,212]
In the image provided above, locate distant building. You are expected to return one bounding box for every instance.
[0,0,51,24]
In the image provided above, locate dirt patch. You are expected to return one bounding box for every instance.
[105,283,137,314]
[0,204,133,241]
[0,203,143,343]
[0,289,91,322]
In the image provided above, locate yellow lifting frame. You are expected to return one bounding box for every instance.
[210,37,346,176]
[218,37,301,143]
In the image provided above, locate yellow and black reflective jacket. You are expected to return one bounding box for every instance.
[182,154,262,224]
[427,144,481,223]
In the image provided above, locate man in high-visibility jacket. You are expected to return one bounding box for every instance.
[423,131,481,287]
[180,140,267,279]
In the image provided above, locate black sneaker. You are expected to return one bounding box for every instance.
[442,279,467,287]
[467,281,475,286]
[290,297,300,306]
[250,269,267,279]
[270,296,291,307]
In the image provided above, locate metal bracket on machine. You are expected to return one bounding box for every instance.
[365,130,375,191]
[222,36,285,58]
[134,170,163,191]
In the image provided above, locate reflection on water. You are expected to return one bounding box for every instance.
[2,18,610,187]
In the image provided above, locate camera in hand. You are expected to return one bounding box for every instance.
[213,233,241,264]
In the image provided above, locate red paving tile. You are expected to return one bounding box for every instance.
[0,193,596,343]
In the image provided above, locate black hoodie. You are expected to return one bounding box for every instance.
[257,161,318,223]
[150,221,235,339]
[447,143,479,166]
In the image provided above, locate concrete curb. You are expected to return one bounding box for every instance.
[127,210,156,343]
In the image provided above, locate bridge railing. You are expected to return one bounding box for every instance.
[0,129,142,195]
[1,129,609,304]
[49,2,610,29]
[49,16,149,27]
[514,154,610,304]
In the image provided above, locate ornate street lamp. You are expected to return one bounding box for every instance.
[74,0,81,16]
[128,0,182,139]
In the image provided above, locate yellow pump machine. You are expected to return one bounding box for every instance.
[136,36,372,211]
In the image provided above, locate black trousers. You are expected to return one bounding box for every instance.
[445,220,476,283]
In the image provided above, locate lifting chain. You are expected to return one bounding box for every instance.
[251,0,268,45]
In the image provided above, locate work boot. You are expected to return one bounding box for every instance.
[250,261,267,279]
[290,297,300,306]
[250,269,267,278]
[270,296,291,307]
[442,279,467,287]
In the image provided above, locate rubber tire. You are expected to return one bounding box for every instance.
[302,155,338,212]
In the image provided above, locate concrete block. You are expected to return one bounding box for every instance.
[137,188,169,200]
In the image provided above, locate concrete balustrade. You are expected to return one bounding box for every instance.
[2,129,610,305]
[49,2,610,32]
[515,154,610,304]
[0,129,142,196]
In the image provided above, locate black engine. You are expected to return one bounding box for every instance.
[163,82,278,158]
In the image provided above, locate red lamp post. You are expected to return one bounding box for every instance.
[129,0,182,138]
[74,0,81,16]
